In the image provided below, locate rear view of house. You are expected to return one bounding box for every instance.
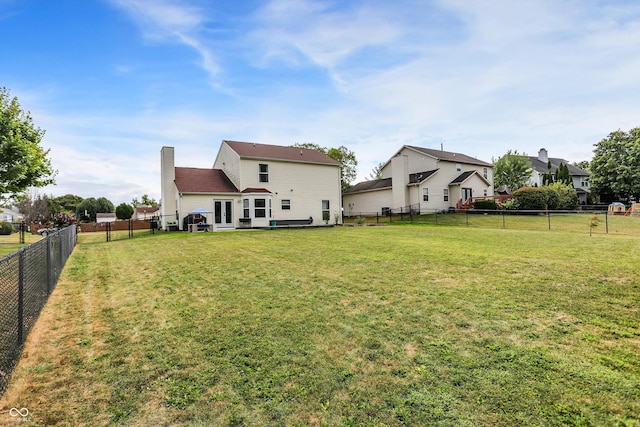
[343,145,493,216]
[160,141,342,231]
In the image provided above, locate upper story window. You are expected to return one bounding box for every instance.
[281,199,291,210]
[456,163,461,171]
[581,177,589,188]
[483,168,488,179]
[259,164,269,183]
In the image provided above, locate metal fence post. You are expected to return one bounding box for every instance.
[605,211,609,234]
[46,235,52,294]
[548,211,551,230]
[17,250,24,346]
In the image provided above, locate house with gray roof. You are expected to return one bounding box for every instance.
[160,141,342,230]
[343,145,493,216]
[527,148,590,204]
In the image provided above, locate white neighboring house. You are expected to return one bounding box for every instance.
[160,140,342,231]
[343,145,494,216]
[0,207,23,223]
[133,205,160,220]
[526,148,591,205]
[96,213,116,223]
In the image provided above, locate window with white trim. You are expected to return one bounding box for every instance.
[322,200,330,221]
[259,164,269,183]
[483,167,488,179]
[243,199,250,218]
[443,189,449,202]
[281,199,291,210]
[423,188,429,202]
[255,198,266,218]
[456,163,461,171]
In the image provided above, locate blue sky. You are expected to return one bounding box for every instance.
[2,0,640,206]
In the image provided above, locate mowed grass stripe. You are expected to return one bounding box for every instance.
[1,226,639,426]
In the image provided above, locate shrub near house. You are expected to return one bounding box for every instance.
[512,183,578,210]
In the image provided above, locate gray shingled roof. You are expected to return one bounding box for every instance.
[527,156,589,176]
[450,171,476,184]
[224,140,341,166]
[409,169,438,184]
[405,145,492,167]
[343,178,392,194]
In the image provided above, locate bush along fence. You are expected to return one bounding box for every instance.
[0,225,77,397]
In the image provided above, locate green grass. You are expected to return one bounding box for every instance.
[1,225,639,426]
[348,211,640,236]
[0,232,43,257]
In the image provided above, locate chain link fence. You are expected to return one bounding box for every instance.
[0,225,77,397]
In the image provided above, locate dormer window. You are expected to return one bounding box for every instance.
[259,164,269,182]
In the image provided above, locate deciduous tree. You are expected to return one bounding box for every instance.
[0,87,56,202]
[590,127,640,202]
[493,150,533,192]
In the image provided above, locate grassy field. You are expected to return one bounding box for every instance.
[0,225,639,426]
[0,233,42,257]
[347,211,640,236]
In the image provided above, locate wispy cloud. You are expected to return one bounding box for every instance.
[108,0,221,78]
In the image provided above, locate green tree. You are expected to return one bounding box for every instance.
[132,194,158,207]
[590,127,640,202]
[52,194,84,214]
[116,202,134,220]
[76,197,114,222]
[555,163,573,187]
[293,143,358,190]
[15,190,51,224]
[0,87,56,202]
[493,150,533,192]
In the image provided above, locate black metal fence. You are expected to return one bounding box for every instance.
[0,225,77,397]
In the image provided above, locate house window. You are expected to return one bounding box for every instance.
[255,198,266,218]
[322,200,330,221]
[443,189,449,202]
[456,163,461,171]
[243,199,250,218]
[423,188,429,202]
[483,168,488,179]
[484,189,488,197]
[259,164,269,183]
[281,199,291,210]
[581,177,589,188]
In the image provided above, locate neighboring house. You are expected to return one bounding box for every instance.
[160,140,342,231]
[343,145,494,215]
[96,213,116,223]
[0,207,23,223]
[133,205,160,220]
[527,148,590,204]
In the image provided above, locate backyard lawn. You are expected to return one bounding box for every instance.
[1,225,639,426]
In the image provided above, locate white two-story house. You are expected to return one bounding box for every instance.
[160,141,342,230]
[527,148,590,205]
[343,145,493,216]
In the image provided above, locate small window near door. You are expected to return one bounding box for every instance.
[259,164,269,183]
[423,188,429,202]
[322,200,330,221]
[243,199,250,218]
[281,199,291,210]
[443,189,449,202]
